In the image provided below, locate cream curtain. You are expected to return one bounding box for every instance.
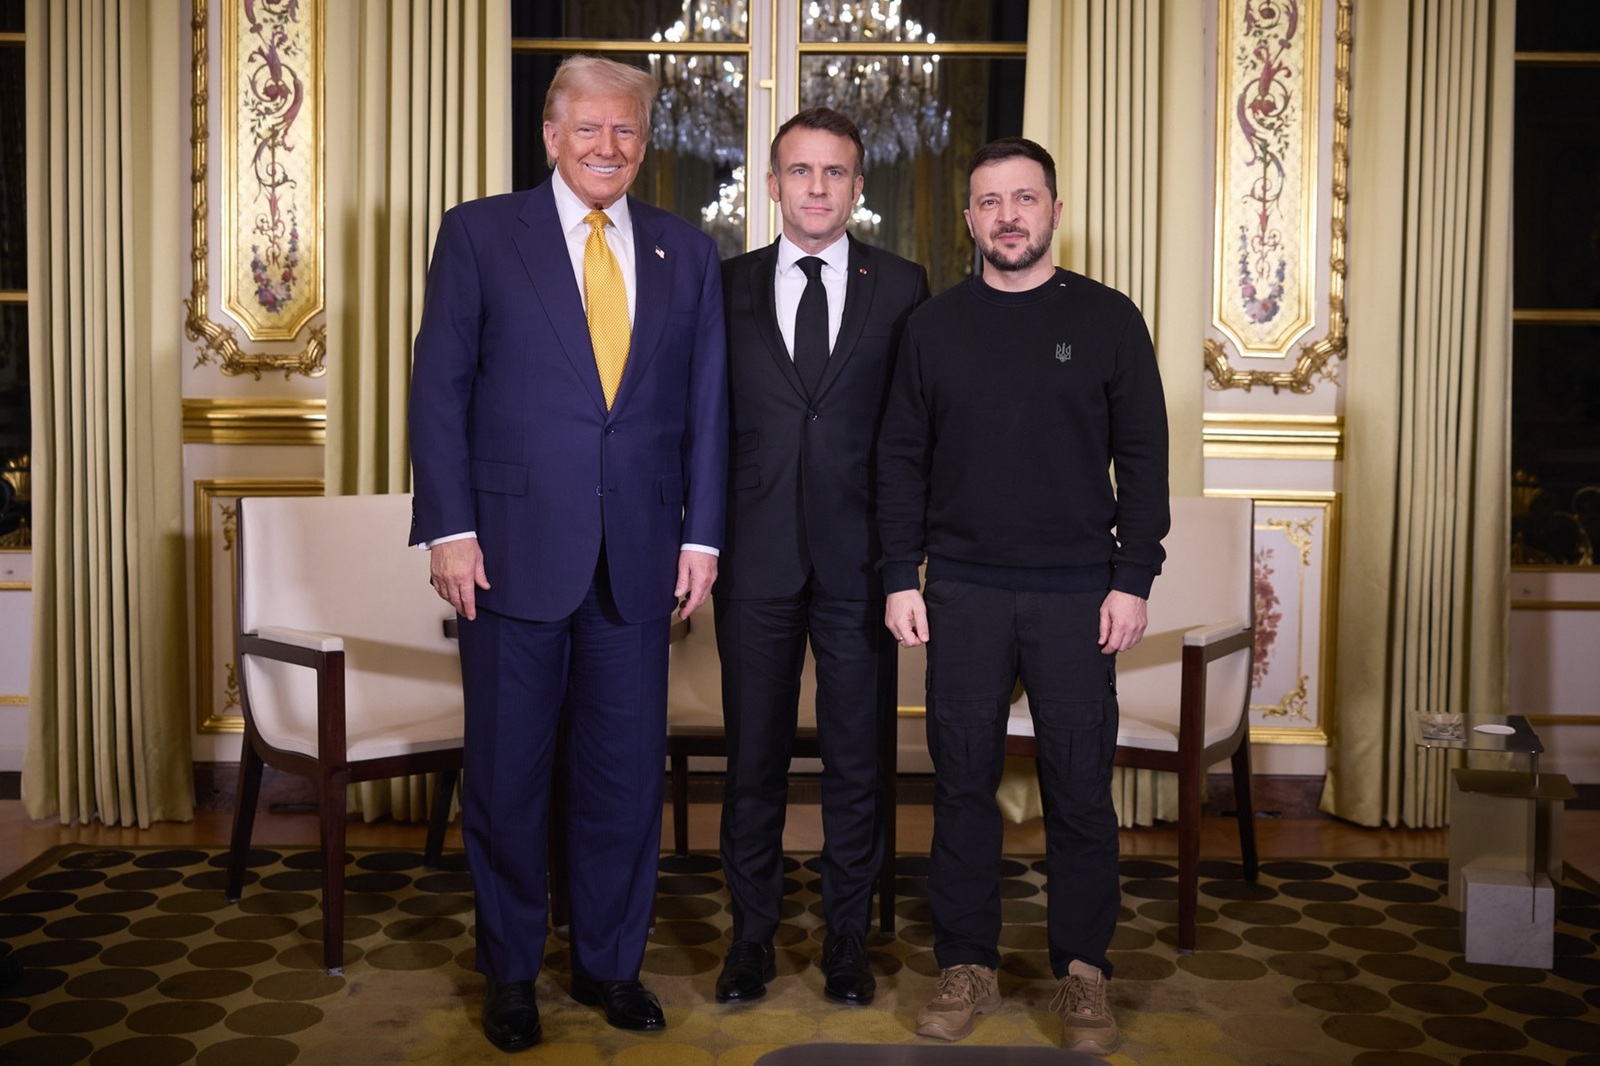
[1322,0,1513,827]
[1005,0,1206,826]
[24,0,193,825]
[324,0,510,821]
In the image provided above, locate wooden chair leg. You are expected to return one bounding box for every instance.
[1231,742,1259,881]
[320,772,350,974]
[670,746,691,858]
[424,768,459,869]
[1176,761,1202,955]
[226,738,265,902]
[877,643,898,935]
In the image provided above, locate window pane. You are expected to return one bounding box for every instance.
[1517,5,1600,53]
[800,54,1024,293]
[0,40,23,290]
[512,52,748,258]
[800,0,1027,43]
[1513,66,1600,310]
[1512,323,1600,566]
[0,302,26,457]
[512,0,747,42]
[0,3,21,34]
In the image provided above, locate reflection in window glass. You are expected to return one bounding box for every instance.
[0,40,23,291]
[800,0,1028,44]
[1512,66,1600,310]
[512,52,749,258]
[0,303,27,547]
[511,0,748,42]
[1511,324,1600,566]
[801,55,1024,293]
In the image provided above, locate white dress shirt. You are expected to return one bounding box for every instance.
[774,232,849,359]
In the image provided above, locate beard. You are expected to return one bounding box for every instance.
[979,225,1053,273]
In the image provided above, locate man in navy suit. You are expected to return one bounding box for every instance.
[713,108,928,1007]
[408,56,727,1052]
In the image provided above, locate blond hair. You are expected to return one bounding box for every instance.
[544,55,658,129]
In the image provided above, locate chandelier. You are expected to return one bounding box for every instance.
[800,1,950,167]
[648,2,749,167]
[648,0,949,170]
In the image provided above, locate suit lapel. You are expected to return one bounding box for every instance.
[513,184,608,413]
[749,242,809,400]
[815,234,877,398]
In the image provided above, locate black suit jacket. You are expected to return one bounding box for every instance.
[718,234,929,600]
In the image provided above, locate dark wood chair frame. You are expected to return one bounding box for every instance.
[225,516,462,976]
[1004,626,1259,954]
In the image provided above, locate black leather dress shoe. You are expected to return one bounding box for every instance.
[821,933,876,1005]
[571,974,667,1031]
[715,940,776,1003]
[482,979,542,1051]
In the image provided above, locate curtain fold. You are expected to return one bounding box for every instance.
[1017,0,1205,826]
[24,0,192,825]
[1322,0,1513,827]
[324,0,509,821]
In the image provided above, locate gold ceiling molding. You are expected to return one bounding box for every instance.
[182,398,327,445]
[1202,414,1344,461]
[185,0,327,379]
[1205,0,1350,394]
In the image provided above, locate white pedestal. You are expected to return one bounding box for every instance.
[1460,867,1555,969]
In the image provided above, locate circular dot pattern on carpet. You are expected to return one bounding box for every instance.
[0,847,1595,1063]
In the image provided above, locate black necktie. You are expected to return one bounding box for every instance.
[793,256,829,396]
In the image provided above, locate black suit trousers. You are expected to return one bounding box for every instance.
[714,581,893,943]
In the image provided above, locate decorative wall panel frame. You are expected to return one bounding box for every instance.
[186,0,327,379]
[193,478,323,733]
[1204,0,1350,394]
[1210,489,1340,744]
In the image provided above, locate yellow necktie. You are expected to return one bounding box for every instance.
[583,210,630,409]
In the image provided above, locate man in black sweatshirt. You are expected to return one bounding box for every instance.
[877,137,1169,1056]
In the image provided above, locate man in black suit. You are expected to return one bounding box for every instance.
[714,107,929,1007]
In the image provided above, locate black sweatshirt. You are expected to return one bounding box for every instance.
[876,267,1170,598]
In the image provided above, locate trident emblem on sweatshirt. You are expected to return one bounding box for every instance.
[1055,343,1072,362]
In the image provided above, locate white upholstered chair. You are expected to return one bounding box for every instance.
[226,493,464,974]
[664,597,900,932]
[1006,495,1259,953]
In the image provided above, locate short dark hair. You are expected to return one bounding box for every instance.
[967,137,1057,201]
[770,107,866,178]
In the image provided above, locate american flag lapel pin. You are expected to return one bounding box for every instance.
[655,246,666,259]
[858,267,867,275]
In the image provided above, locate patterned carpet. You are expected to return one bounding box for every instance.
[1,845,1598,1065]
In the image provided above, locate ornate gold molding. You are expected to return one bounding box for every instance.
[185,0,326,379]
[182,398,327,445]
[1202,414,1344,461]
[1205,0,1350,394]
[1208,490,1340,746]
[194,478,323,733]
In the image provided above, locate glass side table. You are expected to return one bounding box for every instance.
[1412,712,1544,777]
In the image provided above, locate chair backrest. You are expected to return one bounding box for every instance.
[236,494,462,758]
[1115,495,1256,748]
[665,596,821,732]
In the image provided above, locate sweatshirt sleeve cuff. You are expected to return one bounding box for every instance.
[881,561,922,595]
[1111,564,1156,600]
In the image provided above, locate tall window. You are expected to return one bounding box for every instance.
[511,0,1027,292]
[0,0,27,549]
[1512,7,1600,566]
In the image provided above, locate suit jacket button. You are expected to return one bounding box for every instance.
[808,411,819,421]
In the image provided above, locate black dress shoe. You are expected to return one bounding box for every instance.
[571,974,667,1031]
[821,932,876,1005]
[483,979,542,1051]
[715,940,776,1003]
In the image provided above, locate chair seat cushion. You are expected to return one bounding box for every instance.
[1005,702,1239,753]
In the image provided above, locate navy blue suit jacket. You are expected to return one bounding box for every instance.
[408,182,728,624]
